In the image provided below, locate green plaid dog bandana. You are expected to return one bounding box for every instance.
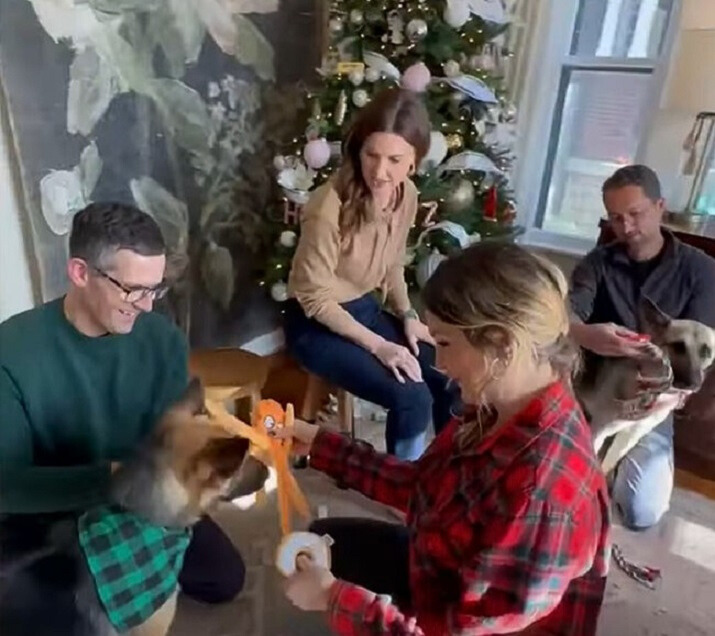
[78,505,191,633]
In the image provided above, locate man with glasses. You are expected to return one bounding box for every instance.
[0,203,246,625]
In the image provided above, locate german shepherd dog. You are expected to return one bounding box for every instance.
[577,298,715,476]
[0,379,249,636]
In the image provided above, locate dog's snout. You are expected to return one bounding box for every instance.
[672,364,704,391]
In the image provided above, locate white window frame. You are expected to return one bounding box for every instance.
[514,0,683,256]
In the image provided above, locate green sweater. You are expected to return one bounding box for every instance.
[0,298,188,514]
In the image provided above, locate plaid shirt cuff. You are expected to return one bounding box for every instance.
[309,428,350,475]
[327,579,374,636]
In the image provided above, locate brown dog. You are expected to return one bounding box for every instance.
[0,378,249,636]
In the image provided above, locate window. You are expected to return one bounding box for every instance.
[531,0,677,243]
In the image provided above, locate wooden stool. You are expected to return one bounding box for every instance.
[188,348,271,421]
[300,372,355,439]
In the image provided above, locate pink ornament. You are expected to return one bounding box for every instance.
[303,138,331,169]
[401,62,431,93]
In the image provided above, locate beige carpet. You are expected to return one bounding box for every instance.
[170,410,715,636]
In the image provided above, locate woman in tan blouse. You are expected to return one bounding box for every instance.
[284,89,457,459]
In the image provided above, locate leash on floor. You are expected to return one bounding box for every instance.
[611,543,662,589]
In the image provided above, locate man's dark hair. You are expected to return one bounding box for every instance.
[602,164,662,202]
[69,202,165,268]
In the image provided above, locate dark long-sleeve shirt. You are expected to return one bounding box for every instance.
[569,229,715,330]
[0,298,188,513]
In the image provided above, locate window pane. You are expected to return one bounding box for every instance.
[540,70,653,240]
[571,0,674,58]
[698,160,715,216]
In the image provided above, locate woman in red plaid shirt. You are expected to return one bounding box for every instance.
[276,242,611,635]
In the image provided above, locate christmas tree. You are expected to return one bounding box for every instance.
[261,0,523,303]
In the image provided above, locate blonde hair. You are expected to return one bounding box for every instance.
[422,242,579,445]
[335,88,430,234]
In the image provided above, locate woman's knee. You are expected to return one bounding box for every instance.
[389,382,433,430]
[392,380,433,411]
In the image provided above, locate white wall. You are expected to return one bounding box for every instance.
[0,88,35,323]
[642,0,715,204]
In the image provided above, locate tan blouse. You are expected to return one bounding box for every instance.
[287,179,418,345]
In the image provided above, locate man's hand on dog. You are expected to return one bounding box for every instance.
[573,322,651,357]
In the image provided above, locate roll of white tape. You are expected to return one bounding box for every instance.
[275,531,333,577]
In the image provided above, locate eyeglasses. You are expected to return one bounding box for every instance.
[94,268,169,303]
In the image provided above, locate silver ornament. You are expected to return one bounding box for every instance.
[352,89,369,108]
[349,9,364,26]
[365,67,380,83]
[328,17,344,36]
[443,60,461,78]
[279,230,297,248]
[334,90,348,125]
[441,179,475,214]
[503,103,518,121]
[273,155,286,171]
[270,281,288,303]
[406,18,428,42]
[349,69,364,86]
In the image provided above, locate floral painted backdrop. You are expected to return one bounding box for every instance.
[0,0,320,346]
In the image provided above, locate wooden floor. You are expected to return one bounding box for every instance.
[675,468,715,501]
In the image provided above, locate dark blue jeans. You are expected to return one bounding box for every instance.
[284,295,457,459]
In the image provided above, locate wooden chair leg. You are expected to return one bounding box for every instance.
[337,390,355,439]
[301,374,329,422]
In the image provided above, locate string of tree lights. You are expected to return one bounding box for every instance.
[260,0,523,303]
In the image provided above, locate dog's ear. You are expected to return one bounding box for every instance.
[639,297,671,335]
[196,436,250,481]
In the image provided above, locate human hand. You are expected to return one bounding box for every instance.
[374,340,423,383]
[375,340,422,384]
[574,322,650,357]
[268,418,319,456]
[283,554,336,612]
[403,316,436,357]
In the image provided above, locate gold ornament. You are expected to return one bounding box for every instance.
[441,178,475,214]
[334,90,347,125]
[445,133,464,151]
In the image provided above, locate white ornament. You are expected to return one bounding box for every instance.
[418,131,448,174]
[349,9,364,26]
[352,89,369,107]
[416,250,447,289]
[328,17,344,35]
[279,230,297,248]
[387,10,405,45]
[468,0,508,25]
[273,155,286,171]
[365,67,380,83]
[348,69,364,86]
[270,281,288,303]
[443,60,461,78]
[444,0,471,28]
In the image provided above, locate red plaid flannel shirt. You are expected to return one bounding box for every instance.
[309,381,611,636]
